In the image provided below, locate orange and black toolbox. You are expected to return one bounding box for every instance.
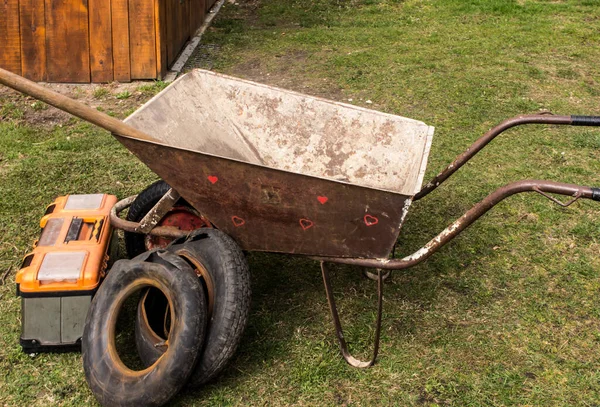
[16,194,117,352]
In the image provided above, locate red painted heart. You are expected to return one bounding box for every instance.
[364,214,379,226]
[299,218,314,231]
[317,196,328,204]
[231,216,245,227]
[207,175,218,184]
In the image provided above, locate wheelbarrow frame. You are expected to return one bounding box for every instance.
[107,118,600,367]
[1,67,600,368]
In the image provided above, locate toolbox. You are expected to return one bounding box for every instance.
[16,194,117,352]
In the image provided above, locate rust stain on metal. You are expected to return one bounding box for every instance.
[414,114,574,200]
[260,185,281,205]
[115,135,409,258]
[316,180,598,268]
[137,188,181,234]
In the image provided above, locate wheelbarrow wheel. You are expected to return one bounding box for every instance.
[135,228,251,386]
[82,253,207,407]
[125,180,211,258]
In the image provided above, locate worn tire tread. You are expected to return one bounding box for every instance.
[135,229,251,386]
[82,253,206,406]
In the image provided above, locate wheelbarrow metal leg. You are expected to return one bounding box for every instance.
[321,262,383,368]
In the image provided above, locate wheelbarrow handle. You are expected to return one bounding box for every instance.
[0,67,157,143]
[572,115,600,126]
[317,179,600,270]
[414,113,600,200]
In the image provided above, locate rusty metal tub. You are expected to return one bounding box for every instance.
[119,70,434,259]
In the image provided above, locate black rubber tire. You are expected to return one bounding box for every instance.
[125,180,172,259]
[82,252,207,407]
[135,228,251,386]
[133,250,208,358]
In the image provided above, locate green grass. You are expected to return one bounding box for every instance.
[116,90,132,100]
[2,0,600,405]
[92,87,110,99]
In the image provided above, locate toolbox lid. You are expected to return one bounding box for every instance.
[37,252,86,283]
[64,194,105,210]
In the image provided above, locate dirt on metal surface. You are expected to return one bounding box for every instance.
[125,70,434,196]
[116,135,410,258]
[119,69,434,258]
[318,179,600,269]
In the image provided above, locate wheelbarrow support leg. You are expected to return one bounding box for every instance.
[321,262,383,368]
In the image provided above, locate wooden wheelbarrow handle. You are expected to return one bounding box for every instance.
[0,67,157,143]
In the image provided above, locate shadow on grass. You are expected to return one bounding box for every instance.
[171,221,497,402]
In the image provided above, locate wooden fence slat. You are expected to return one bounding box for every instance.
[89,0,113,82]
[155,0,167,79]
[19,0,47,81]
[166,0,190,66]
[191,0,206,35]
[111,0,130,82]
[45,0,90,82]
[206,0,216,12]
[129,0,157,79]
[0,0,22,75]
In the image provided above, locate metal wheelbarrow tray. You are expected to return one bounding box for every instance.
[112,70,600,269]
[119,70,434,259]
[2,67,600,367]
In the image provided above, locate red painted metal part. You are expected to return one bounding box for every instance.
[145,206,211,250]
[110,196,189,239]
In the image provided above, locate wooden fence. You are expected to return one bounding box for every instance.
[0,0,217,83]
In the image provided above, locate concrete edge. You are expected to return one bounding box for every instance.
[163,0,228,83]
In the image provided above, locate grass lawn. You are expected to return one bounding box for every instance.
[1,0,600,405]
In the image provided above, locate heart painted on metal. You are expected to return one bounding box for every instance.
[231,216,245,227]
[299,218,314,231]
[317,196,328,204]
[363,214,379,226]
[207,175,219,184]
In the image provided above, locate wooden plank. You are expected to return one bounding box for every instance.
[111,0,130,82]
[19,0,47,81]
[129,0,157,79]
[166,0,175,66]
[89,0,113,82]
[154,0,167,79]
[191,0,206,34]
[0,0,22,75]
[166,0,190,66]
[206,0,216,12]
[45,0,90,82]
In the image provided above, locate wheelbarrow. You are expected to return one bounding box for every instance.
[1,68,600,371]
